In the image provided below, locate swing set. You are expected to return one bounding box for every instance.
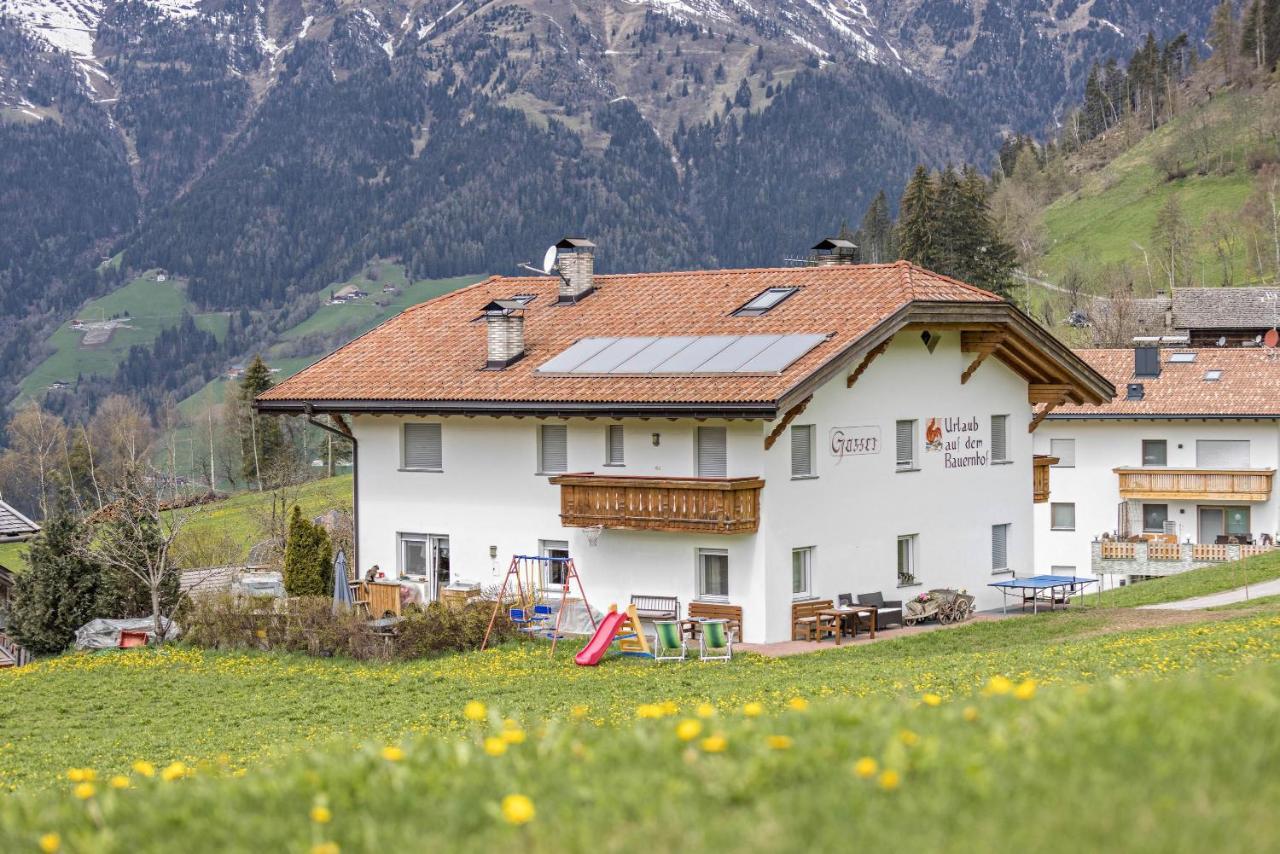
[481,554,598,654]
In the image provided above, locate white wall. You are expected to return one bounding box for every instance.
[1033,419,1280,582]
[352,330,1040,642]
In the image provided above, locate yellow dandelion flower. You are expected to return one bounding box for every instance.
[695,703,716,719]
[73,782,96,800]
[501,728,526,745]
[962,706,979,722]
[501,794,536,826]
[160,762,189,782]
[484,737,508,757]
[311,843,340,854]
[700,735,728,753]
[675,719,703,742]
[66,768,96,783]
[1014,679,1038,700]
[310,805,332,824]
[131,760,156,778]
[985,675,1014,696]
[766,735,793,750]
[380,746,404,763]
[39,833,60,853]
[659,701,679,716]
[786,697,809,712]
[921,693,943,707]
[878,769,901,791]
[742,701,764,718]
[636,704,663,719]
[898,729,919,747]
[109,775,130,790]
[463,701,487,721]
[853,756,879,779]
[570,705,589,720]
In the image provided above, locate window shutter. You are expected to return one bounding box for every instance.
[991,415,1008,462]
[895,420,915,468]
[540,425,568,473]
[1049,438,1075,467]
[606,425,625,465]
[1196,440,1250,468]
[992,524,1009,571]
[697,427,727,477]
[403,424,442,470]
[790,425,813,477]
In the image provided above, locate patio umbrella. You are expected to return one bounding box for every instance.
[331,549,353,614]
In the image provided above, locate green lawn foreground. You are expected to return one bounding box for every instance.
[1,609,1277,794]
[1084,548,1280,608]
[2,659,1278,853]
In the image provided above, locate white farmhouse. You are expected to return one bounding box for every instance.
[1034,346,1280,587]
[258,240,1110,642]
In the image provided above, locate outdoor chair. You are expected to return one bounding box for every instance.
[699,619,732,662]
[653,620,687,662]
[837,593,853,607]
[791,599,835,641]
[856,592,903,629]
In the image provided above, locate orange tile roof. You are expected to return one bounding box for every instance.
[257,261,1113,416]
[1053,348,1280,418]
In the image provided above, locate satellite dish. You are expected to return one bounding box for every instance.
[1266,328,1280,348]
[1216,336,1227,347]
[542,245,558,275]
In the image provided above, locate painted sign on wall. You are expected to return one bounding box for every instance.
[925,417,988,469]
[829,425,881,462]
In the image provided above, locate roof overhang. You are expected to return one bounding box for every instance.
[256,398,780,420]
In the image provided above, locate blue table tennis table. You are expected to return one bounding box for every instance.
[988,575,1097,614]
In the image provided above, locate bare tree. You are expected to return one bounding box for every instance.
[1089,265,1147,347]
[0,403,68,519]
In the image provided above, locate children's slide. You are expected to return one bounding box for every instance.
[574,609,628,666]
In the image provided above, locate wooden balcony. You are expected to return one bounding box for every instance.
[549,473,764,534]
[1114,468,1275,502]
[1033,454,1058,503]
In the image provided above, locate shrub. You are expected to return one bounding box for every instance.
[394,600,514,659]
[282,505,332,597]
[8,502,104,654]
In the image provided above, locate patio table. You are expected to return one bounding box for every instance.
[819,606,877,644]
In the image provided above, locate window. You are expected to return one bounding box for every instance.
[734,286,798,316]
[402,423,442,471]
[1050,503,1076,531]
[991,415,1009,463]
[1204,369,1223,382]
[1196,439,1250,468]
[790,424,815,478]
[895,420,917,470]
[697,548,729,600]
[605,424,625,466]
[1225,507,1251,536]
[792,547,813,599]
[1049,438,1075,467]
[540,539,570,589]
[398,533,450,591]
[696,426,727,477]
[1142,440,1167,467]
[992,523,1010,573]
[897,534,917,586]
[1142,504,1169,533]
[538,425,568,474]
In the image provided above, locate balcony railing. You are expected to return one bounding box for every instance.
[549,473,764,534]
[1033,455,1058,503]
[1114,468,1275,502]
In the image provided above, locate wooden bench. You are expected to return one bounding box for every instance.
[686,602,743,642]
[631,594,680,621]
[791,599,836,641]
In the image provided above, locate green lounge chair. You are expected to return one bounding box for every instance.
[699,619,732,662]
[653,620,686,662]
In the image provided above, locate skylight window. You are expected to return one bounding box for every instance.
[1168,352,1197,363]
[1205,369,1223,382]
[734,287,798,316]
[509,294,537,305]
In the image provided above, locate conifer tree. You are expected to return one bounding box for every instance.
[1209,0,1238,82]
[896,166,937,268]
[855,190,895,263]
[238,355,286,488]
[283,505,334,597]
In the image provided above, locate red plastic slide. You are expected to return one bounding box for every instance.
[574,609,628,666]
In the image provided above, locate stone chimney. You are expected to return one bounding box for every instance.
[483,300,526,369]
[555,237,596,302]
[809,237,860,265]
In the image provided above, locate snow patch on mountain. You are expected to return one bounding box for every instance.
[0,0,103,60]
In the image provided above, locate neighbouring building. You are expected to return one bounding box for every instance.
[257,240,1111,643]
[1034,346,1280,588]
[1096,286,1280,347]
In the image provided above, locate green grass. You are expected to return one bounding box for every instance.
[0,609,1277,793]
[1210,593,1280,611]
[0,623,1278,851]
[1039,89,1270,288]
[1086,549,1280,608]
[0,541,28,571]
[20,272,229,398]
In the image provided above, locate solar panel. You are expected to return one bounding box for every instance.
[536,335,827,375]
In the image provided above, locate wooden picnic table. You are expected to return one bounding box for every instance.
[819,606,878,645]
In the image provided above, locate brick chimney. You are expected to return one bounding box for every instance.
[483,300,526,369]
[555,237,596,303]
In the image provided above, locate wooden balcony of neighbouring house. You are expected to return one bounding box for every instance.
[1113,468,1275,502]
[548,473,765,534]
[1033,454,1058,503]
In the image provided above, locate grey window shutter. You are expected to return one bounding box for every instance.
[1196,440,1250,468]
[895,420,915,468]
[540,425,568,473]
[697,427,727,477]
[992,524,1009,570]
[790,425,813,477]
[991,415,1008,462]
[403,424,442,470]
[1050,438,1075,467]
[606,425,625,465]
